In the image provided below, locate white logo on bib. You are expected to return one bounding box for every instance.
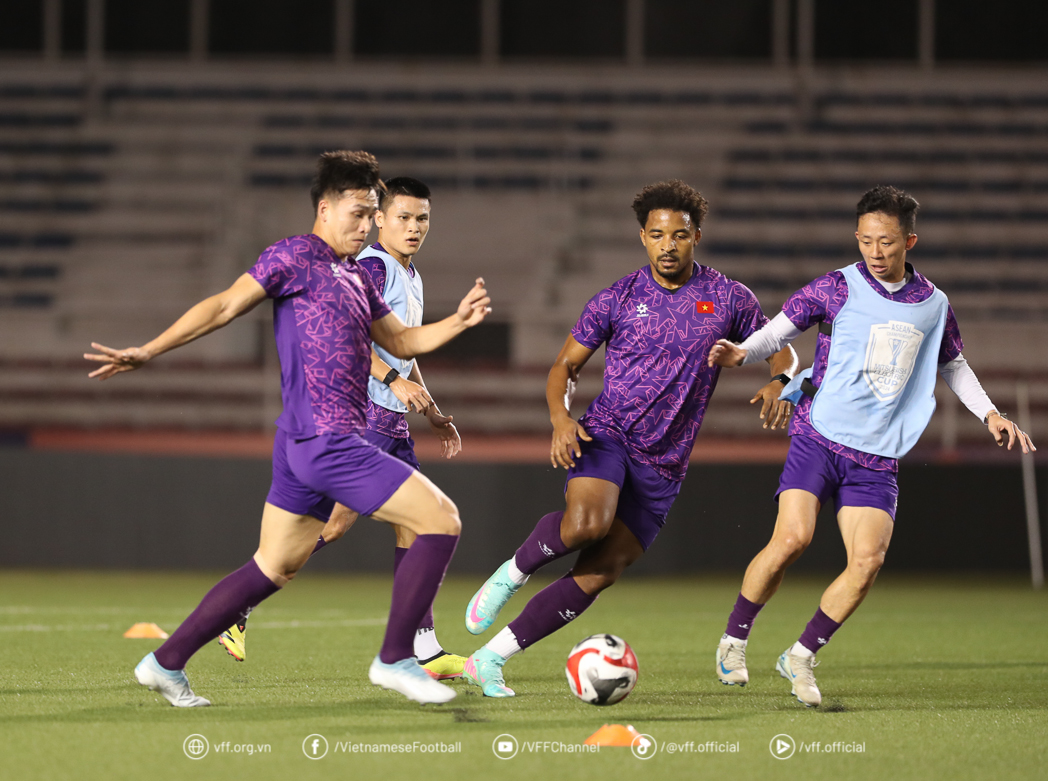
[863,320,924,401]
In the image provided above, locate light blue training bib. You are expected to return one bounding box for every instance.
[798,263,948,458]
[358,244,424,413]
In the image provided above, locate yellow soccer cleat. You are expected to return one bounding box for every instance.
[420,652,467,680]
[218,621,247,662]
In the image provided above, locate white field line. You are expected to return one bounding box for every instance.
[0,617,387,633]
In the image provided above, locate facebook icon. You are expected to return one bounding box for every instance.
[303,734,328,759]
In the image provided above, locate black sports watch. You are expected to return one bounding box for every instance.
[771,373,792,385]
[381,368,400,386]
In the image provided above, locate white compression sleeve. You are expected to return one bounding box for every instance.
[938,354,996,420]
[739,312,803,365]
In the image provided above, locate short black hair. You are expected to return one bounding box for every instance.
[632,180,709,230]
[310,150,383,212]
[856,185,920,236]
[380,176,432,211]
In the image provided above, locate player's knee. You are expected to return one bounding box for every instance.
[575,568,620,594]
[850,549,886,581]
[562,512,613,548]
[419,497,461,536]
[773,531,811,560]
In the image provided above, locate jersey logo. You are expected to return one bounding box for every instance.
[863,320,925,401]
[635,303,650,318]
[331,263,362,289]
[696,301,715,314]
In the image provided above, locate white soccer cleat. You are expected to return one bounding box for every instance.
[368,655,457,704]
[775,648,822,707]
[716,636,749,686]
[134,652,211,707]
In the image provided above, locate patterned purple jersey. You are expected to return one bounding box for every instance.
[573,263,769,481]
[248,233,392,438]
[783,261,964,472]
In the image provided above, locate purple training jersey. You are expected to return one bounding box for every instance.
[783,260,964,472]
[248,233,392,438]
[573,263,769,481]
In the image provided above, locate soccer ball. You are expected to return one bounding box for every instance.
[565,634,639,705]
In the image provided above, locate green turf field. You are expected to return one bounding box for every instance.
[1,570,1045,781]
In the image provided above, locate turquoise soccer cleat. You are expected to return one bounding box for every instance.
[465,560,522,635]
[462,648,515,698]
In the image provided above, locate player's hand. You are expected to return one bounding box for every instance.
[456,278,492,327]
[752,381,793,430]
[389,376,433,413]
[427,409,462,459]
[84,343,150,379]
[987,413,1036,453]
[550,414,592,469]
[708,339,747,368]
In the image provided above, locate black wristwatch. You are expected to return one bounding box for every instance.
[771,373,792,385]
[381,368,400,386]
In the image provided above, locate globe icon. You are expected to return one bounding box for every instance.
[183,735,209,759]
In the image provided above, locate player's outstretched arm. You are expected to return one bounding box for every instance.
[371,278,490,360]
[369,349,433,413]
[751,345,799,430]
[84,273,267,380]
[708,339,748,368]
[547,335,596,469]
[986,411,1036,453]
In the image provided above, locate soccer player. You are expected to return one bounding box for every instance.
[708,186,1035,707]
[218,177,467,679]
[84,151,491,706]
[459,180,799,697]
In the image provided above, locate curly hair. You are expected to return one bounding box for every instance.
[310,150,384,212]
[856,185,920,236]
[631,180,709,230]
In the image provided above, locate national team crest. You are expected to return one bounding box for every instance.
[862,320,925,401]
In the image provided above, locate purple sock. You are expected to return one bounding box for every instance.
[513,511,571,575]
[154,559,280,671]
[797,607,843,654]
[725,593,764,640]
[311,535,327,555]
[508,572,597,649]
[392,545,435,631]
[379,534,458,664]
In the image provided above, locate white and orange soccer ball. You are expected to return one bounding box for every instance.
[565,634,639,705]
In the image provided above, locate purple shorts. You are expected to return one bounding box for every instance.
[266,428,415,521]
[361,429,421,472]
[777,435,898,519]
[567,432,682,551]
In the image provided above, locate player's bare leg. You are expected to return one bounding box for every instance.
[465,477,619,635]
[464,518,642,698]
[717,490,820,686]
[365,471,461,703]
[139,505,323,706]
[778,506,893,707]
[220,505,338,661]
[323,503,358,543]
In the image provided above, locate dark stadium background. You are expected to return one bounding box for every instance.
[1,0,1046,579]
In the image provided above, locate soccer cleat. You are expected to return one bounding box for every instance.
[368,655,457,704]
[776,648,822,707]
[218,621,247,662]
[716,637,749,686]
[465,560,523,635]
[420,652,467,680]
[462,648,515,698]
[134,652,211,707]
